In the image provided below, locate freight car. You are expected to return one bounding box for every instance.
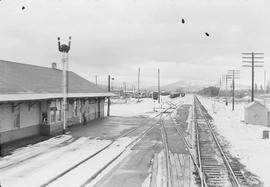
[152,91,159,100]
[170,92,180,98]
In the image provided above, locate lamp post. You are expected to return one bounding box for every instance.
[57,36,71,134]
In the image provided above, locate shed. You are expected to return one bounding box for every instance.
[244,101,268,126]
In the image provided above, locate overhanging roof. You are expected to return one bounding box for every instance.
[0,92,115,102]
[0,60,107,94]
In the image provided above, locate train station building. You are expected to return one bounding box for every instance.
[0,60,113,144]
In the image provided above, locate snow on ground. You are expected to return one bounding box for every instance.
[109,96,172,117]
[48,137,135,187]
[0,95,193,187]
[109,94,194,117]
[198,95,270,186]
[0,136,111,187]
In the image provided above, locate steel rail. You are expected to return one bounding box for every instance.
[44,99,183,187]
[160,119,172,187]
[167,99,208,187]
[82,100,184,187]
[192,97,207,186]
[42,100,180,187]
[194,96,241,187]
[159,100,187,187]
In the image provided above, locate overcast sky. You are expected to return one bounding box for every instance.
[0,0,269,88]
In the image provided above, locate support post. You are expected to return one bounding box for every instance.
[242,52,264,103]
[225,76,228,105]
[124,82,127,103]
[107,75,111,116]
[158,68,161,103]
[137,68,140,102]
[62,52,67,134]
[264,70,266,106]
[232,70,235,111]
[58,36,71,134]
[251,52,254,102]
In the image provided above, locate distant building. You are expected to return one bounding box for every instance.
[0,60,113,144]
[244,101,269,126]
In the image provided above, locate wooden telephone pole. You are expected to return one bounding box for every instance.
[137,68,140,102]
[222,74,229,105]
[158,68,161,103]
[107,75,111,116]
[123,82,127,103]
[242,52,264,102]
[227,70,240,111]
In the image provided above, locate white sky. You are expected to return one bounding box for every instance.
[0,0,269,89]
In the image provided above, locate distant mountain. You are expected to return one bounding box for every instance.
[148,79,211,92]
[149,79,251,92]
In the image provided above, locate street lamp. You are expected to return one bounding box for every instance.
[57,36,71,134]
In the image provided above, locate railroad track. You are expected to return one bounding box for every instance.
[159,101,197,187]
[194,95,248,187]
[160,113,173,187]
[41,99,183,187]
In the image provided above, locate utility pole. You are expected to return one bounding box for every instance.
[57,36,71,134]
[137,68,140,102]
[264,70,266,106]
[232,73,235,111]
[222,74,229,105]
[242,52,264,102]
[111,77,114,91]
[123,82,127,103]
[227,70,240,111]
[217,77,222,97]
[225,75,228,105]
[107,75,111,116]
[95,75,97,85]
[158,68,161,103]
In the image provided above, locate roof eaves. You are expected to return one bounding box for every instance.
[0,92,115,102]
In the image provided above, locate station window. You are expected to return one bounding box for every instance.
[13,104,20,128]
[50,100,62,123]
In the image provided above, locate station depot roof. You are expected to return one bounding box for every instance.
[0,60,114,102]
